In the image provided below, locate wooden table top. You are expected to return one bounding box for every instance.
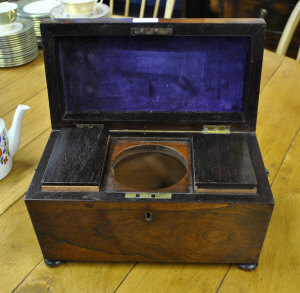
[0,49,299,293]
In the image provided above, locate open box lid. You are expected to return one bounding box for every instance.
[41,18,265,132]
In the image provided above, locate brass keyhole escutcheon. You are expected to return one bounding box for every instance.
[145,211,152,221]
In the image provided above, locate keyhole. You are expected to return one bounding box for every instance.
[145,211,152,221]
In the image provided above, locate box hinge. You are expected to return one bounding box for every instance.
[202,125,230,134]
[76,124,104,129]
[131,27,173,36]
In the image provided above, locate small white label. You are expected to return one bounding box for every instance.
[133,18,158,23]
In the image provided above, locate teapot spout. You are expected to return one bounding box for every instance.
[8,104,30,157]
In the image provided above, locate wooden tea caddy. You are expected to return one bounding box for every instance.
[26,18,274,271]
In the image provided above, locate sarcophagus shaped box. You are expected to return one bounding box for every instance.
[26,18,273,270]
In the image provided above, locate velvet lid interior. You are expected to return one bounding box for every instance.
[58,36,250,114]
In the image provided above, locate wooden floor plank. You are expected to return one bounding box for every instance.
[256,57,300,182]
[0,54,46,116]
[116,263,229,293]
[218,130,300,293]
[13,260,134,293]
[260,50,284,90]
[0,51,44,91]
[0,197,43,293]
[0,129,51,215]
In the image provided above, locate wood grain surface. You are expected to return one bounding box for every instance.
[13,261,134,293]
[0,197,42,293]
[0,52,46,115]
[116,263,230,293]
[193,134,257,188]
[42,127,108,186]
[41,185,100,192]
[256,57,300,182]
[26,200,272,263]
[260,50,284,90]
[0,50,299,292]
[219,129,300,293]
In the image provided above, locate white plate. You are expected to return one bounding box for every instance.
[18,0,60,18]
[50,3,110,19]
[23,0,60,14]
[0,22,24,37]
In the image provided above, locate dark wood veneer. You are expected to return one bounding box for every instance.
[193,134,257,189]
[26,131,273,264]
[27,200,272,263]
[27,131,273,204]
[26,19,274,268]
[42,127,109,187]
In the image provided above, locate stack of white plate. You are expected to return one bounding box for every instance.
[0,18,38,67]
[50,3,110,19]
[17,0,60,46]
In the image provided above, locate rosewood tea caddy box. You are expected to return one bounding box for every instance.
[26,18,274,270]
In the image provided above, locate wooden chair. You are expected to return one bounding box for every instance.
[109,0,176,18]
[276,0,300,61]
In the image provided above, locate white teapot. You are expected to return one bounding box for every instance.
[0,105,30,180]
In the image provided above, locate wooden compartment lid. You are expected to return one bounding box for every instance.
[193,133,257,193]
[41,18,265,131]
[41,127,109,191]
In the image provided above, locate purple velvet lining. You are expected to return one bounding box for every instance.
[58,36,249,113]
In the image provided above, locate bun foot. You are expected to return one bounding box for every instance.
[44,259,63,267]
[238,263,258,271]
